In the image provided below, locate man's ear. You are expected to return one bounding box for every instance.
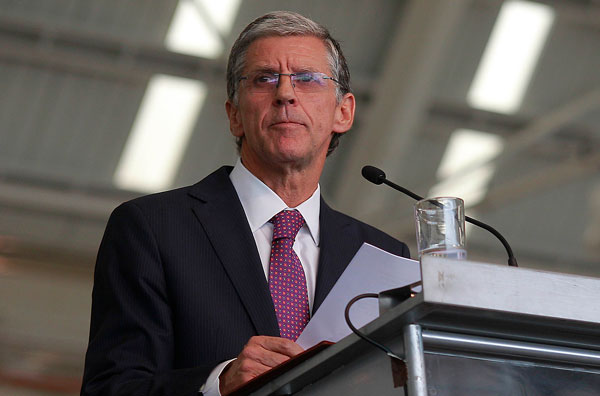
[225,100,244,138]
[332,93,355,134]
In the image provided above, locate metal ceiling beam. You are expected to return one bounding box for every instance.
[0,179,125,221]
[365,86,600,233]
[0,13,374,96]
[543,0,600,28]
[416,87,600,195]
[384,149,600,257]
[0,179,120,257]
[0,14,223,83]
[500,89,600,160]
[478,151,600,213]
[331,0,471,219]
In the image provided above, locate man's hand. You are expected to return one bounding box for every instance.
[219,336,304,395]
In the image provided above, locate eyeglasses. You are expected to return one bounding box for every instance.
[238,72,340,93]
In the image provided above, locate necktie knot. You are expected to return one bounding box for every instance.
[270,210,305,241]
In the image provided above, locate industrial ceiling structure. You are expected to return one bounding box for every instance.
[0,0,599,394]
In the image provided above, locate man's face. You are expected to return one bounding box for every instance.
[226,35,355,173]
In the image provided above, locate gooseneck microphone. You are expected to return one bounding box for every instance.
[362,165,518,267]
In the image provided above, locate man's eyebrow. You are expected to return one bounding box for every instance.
[246,66,278,74]
[246,66,320,74]
[294,67,319,73]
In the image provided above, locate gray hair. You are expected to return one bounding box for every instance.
[226,11,352,156]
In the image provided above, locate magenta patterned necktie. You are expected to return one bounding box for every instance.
[268,210,310,341]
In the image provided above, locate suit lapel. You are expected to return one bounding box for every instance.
[313,199,363,314]
[188,167,280,337]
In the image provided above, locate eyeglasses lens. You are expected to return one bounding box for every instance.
[246,73,329,93]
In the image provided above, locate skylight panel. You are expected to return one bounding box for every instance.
[467,0,555,114]
[114,74,206,193]
[165,0,241,58]
[430,129,504,207]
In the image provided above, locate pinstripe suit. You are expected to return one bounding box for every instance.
[81,166,409,396]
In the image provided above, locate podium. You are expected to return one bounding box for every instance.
[242,257,600,395]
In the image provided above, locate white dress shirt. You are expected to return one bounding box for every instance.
[200,159,321,395]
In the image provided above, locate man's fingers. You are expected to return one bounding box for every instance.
[220,358,271,395]
[242,336,304,367]
[228,356,271,379]
[251,336,304,357]
[239,342,291,368]
[220,336,305,395]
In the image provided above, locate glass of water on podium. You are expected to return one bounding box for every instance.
[415,197,466,259]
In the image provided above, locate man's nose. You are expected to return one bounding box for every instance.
[274,75,297,105]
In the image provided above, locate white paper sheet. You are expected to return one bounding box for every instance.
[296,243,421,349]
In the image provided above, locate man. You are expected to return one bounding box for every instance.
[81,11,409,396]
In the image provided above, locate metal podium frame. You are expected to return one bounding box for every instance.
[246,257,600,395]
[393,256,600,395]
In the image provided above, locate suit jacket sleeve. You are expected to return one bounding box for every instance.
[81,202,214,396]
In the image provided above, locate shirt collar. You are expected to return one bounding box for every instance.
[229,158,320,245]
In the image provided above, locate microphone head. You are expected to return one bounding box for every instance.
[361,165,386,185]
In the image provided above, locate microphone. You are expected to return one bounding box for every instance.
[362,165,518,267]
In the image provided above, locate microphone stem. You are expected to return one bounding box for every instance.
[385,179,518,267]
[464,215,518,267]
[383,179,423,201]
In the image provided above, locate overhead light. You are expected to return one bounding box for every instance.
[429,166,496,207]
[430,129,504,207]
[436,128,504,179]
[165,0,241,58]
[467,0,555,114]
[114,74,207,193]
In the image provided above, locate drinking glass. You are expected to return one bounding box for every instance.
[415,197,466,259]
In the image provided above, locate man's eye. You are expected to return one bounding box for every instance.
[254,74,275,84]
[295,73,317,83]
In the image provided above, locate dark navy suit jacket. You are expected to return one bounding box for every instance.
[81,166,409,396]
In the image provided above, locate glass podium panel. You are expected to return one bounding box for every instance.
[425,353,600,396]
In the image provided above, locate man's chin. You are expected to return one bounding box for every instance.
[264,146,313,168]
[273,151,308,165]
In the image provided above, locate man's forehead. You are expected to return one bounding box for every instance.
[243,35,329,71]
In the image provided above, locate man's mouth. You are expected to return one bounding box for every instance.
[271,120,304,127]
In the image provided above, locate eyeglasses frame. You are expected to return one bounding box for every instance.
[238,72,340,93]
